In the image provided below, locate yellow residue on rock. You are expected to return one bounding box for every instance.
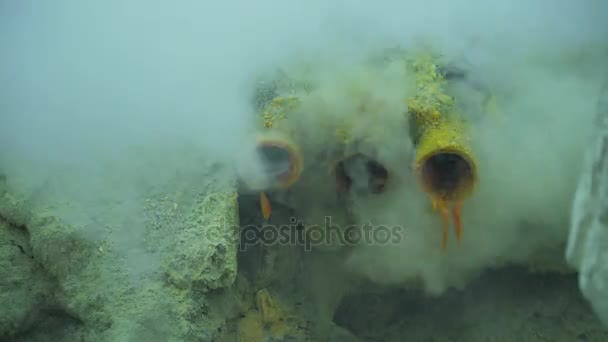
[334,124,354,144]
[256,289,285,330]
[414,115,471,155]
[262,95,301,129]
[405,52,455,128]
[236,288,307,342]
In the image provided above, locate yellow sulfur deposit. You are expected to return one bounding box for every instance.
[236,289,307,341]
[334,124,354,145]
[261,95,301,129]
[405,52,455,128]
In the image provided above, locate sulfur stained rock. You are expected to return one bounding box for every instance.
[161,189,240,291]
[0,153,243,341]
[235,288,309,342]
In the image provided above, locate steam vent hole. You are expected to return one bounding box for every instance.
[420,152,474,197]
[257,144,295,185]
[335,154,389,194]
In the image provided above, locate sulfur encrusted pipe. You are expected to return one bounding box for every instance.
[254,95,304,220]
[255,132,304,191]
[405,52,479,252]
[414,118,478,250]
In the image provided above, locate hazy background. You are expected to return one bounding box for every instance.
[1,0,607,285]
[2,0,606,162]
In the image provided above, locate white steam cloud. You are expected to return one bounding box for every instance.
[1,0,607,287]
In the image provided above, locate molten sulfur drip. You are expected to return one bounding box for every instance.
[419,150,473,252]
[260,192,272,220]
[432,197,463,252]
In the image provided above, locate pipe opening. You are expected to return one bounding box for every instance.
[419,152,475,199]
[334,154,389,194]
[256,140,301,189]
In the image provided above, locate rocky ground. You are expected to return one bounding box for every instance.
[1,153,608,341]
